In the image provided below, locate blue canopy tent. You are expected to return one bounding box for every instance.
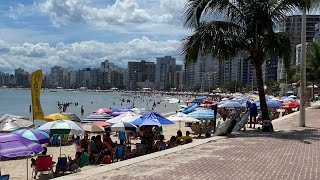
[132,112,174,125]
[182,104,200,114]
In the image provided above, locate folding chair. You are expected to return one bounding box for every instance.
[56,155,68,175]
[32,155,54,179]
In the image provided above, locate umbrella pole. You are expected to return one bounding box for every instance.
[26,157,28,180]
[60,135,62,157]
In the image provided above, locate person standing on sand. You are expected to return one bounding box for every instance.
[81,106,84,115]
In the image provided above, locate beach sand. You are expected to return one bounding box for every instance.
[0,121,195,180]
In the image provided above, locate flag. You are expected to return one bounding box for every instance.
[31,70,45,121]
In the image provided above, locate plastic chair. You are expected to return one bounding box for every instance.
[32,155,53,179]
[0,175,10,180]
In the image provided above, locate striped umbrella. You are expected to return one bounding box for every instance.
[11,129,50,144]
[188,109,219,119]
[81,114,112,123]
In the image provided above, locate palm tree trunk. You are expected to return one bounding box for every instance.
[255,65,270,121]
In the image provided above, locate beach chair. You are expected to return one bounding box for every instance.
[32,155,54,179]
[56,155,68,175]
[159,145,166,151]
[0,175,10,180]
[79,152,89,168]
[191,124,202,137]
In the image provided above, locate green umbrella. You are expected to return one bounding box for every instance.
[62,113,81,122]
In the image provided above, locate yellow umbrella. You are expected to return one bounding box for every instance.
[44,113,70,122]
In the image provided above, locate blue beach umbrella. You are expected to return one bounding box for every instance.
[256,100,284,108]
[187,109,219,119]
[218,101,244,109]
[132,112,174,125]
[11,129,50,144]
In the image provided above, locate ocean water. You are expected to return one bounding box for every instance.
[0,89,182,121]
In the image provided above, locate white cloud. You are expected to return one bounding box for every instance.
[36,0,186,29]
[0,36,181,73]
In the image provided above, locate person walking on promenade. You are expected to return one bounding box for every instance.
[249,103,258,128]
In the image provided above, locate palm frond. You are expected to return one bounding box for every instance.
[184,0,211,28]
[182,21,246,65]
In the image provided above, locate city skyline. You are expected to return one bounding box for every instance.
[0,0,187,73]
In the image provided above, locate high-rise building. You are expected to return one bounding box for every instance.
[315,22,320,42]
[184,53,220,91]
[279,15,320,80]
[14,68,29,87]
[155,56,176,90]
[128,60,156,89]
[265,58,278,82]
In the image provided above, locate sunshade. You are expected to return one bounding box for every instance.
[38,120,84,136]
[11,129,50,144]
[81,114,112,123]
[167,112,200,130]
[192,97,207,103]
[132,112,174,125]
[62,113,81,122]
[0,133,43,160]
[188,109,218,119]
[107,111,141,124]
[45,113,70,122]
[105,122,138,132]
[93,121,112,128]
[0,117,34,132]
[256,100,284,108]
[93,108,112,114]
[218,101,244,108]
[284,101,300,108]
[182,103,199,114]
[82,123,105,133]
[38,120,84,156]
[0,114,29,121]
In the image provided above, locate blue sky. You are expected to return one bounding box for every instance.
[0,0,188,73]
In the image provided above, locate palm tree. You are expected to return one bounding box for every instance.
[182,0,293,124]
[306,42,320,100]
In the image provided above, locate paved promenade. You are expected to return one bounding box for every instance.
[58,107,320,180]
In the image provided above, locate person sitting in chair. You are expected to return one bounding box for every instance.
[153,135,166,152]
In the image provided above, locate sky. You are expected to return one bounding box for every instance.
[0,0,189,73]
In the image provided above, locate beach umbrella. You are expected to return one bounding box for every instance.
[0,133,43,160]
[81,114,112,123]
[0,114,29,121]
[38,120,84,136]
[187,109,218,119]
[218,101,244,109]
[132,112,174,126]
[105,122,138,132]
[0,117,34,132]
[82,123,105,133]
[256,100,284,108]
[282,97,295,102]
[167,112,200,130]
[38,120,84,156]
[62,113,81,122]
[284,101,300,108]
[192,97,207,103]
[93,108,112,114]
[45,113,70,122]
[107,111,141,124]
[11,129,50,144]
[93,121,112,128]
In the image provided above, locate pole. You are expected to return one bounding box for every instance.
[27,157,28,180]
[60,136,62,156]
[300,7,306,127]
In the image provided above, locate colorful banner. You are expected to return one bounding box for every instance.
[31,70,45,121]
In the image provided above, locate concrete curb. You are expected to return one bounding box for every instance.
[54,136,227,180]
